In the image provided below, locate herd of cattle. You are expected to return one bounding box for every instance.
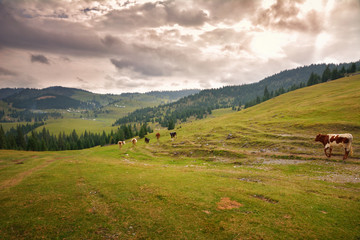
[117,132,176,149]
[118,132,354,160]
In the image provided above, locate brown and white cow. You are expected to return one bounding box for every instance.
[315,133,353,160]
[131,138,137,146]
[118,140,125,149]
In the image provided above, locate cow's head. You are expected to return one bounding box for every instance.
[315,133,322,142]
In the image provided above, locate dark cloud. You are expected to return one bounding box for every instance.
[0,3,116,57]
[253,0,323,33]
[82,7,100,14]
[110,58,170,77]
[31,54,50,64]
[0,66,17,76]
[101,35,124,48]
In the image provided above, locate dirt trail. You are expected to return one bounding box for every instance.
[0,159,55,190]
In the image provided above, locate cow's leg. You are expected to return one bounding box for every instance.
[329,148,332,157]
[343,148,349,160]
[324,147,330,157]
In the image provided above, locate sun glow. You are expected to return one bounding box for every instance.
[251,32,289,59]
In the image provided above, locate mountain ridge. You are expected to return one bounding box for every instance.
[113,61,360,126]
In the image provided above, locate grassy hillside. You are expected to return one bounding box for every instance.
[0,75,359,239]
[113,62,360,127]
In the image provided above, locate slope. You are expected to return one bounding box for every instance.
[146,74,360,162]
[1,76,360,240]
[114,61,360,126]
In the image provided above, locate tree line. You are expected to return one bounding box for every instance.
[307,63,358,86]
[0,109,62,122]
[0,122,152,151]
[243,63,359,109]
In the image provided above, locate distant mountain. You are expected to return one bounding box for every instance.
[113,61,360,127]
[1,86,200,110]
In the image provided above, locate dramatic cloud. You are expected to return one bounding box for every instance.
[31,54,50,64]
[0,0,359,93]
[253,0,323,33]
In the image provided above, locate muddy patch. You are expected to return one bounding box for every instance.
[217,197,243,210]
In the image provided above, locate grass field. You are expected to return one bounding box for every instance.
[0,75,359,239]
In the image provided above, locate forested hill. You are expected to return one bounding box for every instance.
[113,61,360,127]
[3,86,102,110]
[0,88,25,100]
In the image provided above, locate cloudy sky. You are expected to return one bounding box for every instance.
[0,0,359,94]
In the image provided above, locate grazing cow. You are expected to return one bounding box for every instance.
[131,138,137,146]
[118,140,125,149]
[145,137,150,143]
[315,133,353,160]
[170,132,177,138]
[156,133,160,140]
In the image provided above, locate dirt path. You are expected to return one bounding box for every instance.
[0,159,55,190]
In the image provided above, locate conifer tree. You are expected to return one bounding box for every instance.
[350,63,356,73]
[0,125,5,149]
[263,86,270,101]
[139,124,146,138]
[339,66,346,77]
[307,72,320,86]
[331,68,339,80]
[27,131,38,151]
[16,126,26,150]
[321,65,331,82]
[168,119,175,130]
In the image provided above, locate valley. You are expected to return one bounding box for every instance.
[0,75,359,239]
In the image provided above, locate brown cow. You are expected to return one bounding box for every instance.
[131,138,137,146]
[145,137,150,143]
[315,133,353,160]
[118,140,125,149]
[156,133,160,141]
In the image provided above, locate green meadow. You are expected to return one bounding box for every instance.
[0,75,359,239]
